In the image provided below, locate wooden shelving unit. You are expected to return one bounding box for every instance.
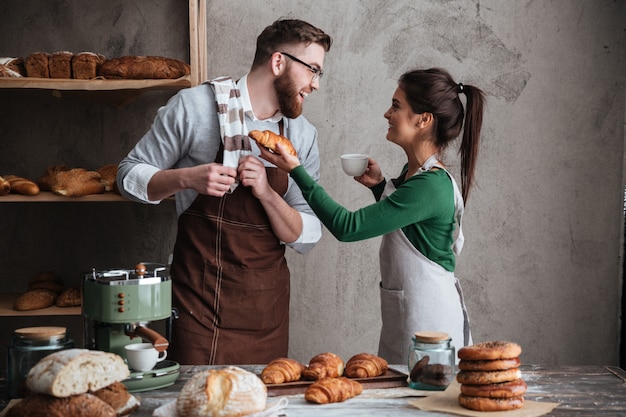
[0,1,206,317]
[0,294,81,317]
[0,0,207,107]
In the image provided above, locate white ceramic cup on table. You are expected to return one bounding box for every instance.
[124,342,167,372]
[341,154,369,176]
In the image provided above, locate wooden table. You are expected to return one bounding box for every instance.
[127,364,626,417]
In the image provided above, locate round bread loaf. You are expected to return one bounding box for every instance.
[456,368,521,385]
[458,341,522,360]
[176,366,267,417]
[458,393,525,411]
[460,378,527,398]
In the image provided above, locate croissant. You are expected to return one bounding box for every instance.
[304,377,363,404]
[261,358,305,384]
[248,129,297,156]
[303,352,344,381]
[344,353,389,378]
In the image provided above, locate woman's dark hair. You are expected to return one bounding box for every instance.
[399,68,485,202]
[252,18,332,68]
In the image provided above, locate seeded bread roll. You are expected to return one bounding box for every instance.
[50,168,105,197]
[5,393,117,417]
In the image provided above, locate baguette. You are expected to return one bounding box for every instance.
[26,349,130,397]
[5,175,40,195]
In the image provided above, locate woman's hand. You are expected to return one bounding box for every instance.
[354,158,384,187]
[257,142,302,172]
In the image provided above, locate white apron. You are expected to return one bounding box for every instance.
[377,155,472,364]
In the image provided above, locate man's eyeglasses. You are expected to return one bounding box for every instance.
[280,52,324,82]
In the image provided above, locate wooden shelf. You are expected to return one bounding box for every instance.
[0,191,129,203]
[0,0,207,106]
[0,76,192,91]
[0,191,176,203]
[0,293,81,317]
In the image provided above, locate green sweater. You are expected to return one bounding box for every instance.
[290,164,457,271]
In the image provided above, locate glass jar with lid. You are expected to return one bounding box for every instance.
[408,331,455,390]
[7,326,74,398]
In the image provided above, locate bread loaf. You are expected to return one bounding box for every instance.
[0,57,26,76]
[28,281,65,294]
[99,56,190,79]
[176,366,267,417]
[49,51,73,78]
[25,52,50,78]
[26,349,130,397]
[56,286,82,307]
[0,175,10,195]
[5,393,117,417]
[96,164,118,192]
[13,289,57,311]
[72,52,105,79]
[0,64,23,77]
[50,168,105,197]
[5,175,40,195]
[38,165,70,191]
[92,381,141,416]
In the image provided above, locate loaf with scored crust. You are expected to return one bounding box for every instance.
[26,349,130,397]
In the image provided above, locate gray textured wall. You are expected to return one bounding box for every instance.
[0,0,624,368]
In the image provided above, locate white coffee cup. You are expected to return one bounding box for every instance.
[124,343,167,372]
[341,154,369,176]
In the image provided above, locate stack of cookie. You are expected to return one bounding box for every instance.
[456,341,526,411]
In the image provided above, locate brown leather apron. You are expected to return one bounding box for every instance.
[169,127,290,365]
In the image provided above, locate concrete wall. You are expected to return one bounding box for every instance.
[0,0,623,368]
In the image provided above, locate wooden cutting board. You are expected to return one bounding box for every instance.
[264,368,408,396]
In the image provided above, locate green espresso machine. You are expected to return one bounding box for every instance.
[82,262,180,392]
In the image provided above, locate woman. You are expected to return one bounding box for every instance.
[259,68,485,364]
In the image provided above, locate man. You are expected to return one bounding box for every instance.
[117,18,332,364]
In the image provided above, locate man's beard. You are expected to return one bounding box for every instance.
[274,70,303,119]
